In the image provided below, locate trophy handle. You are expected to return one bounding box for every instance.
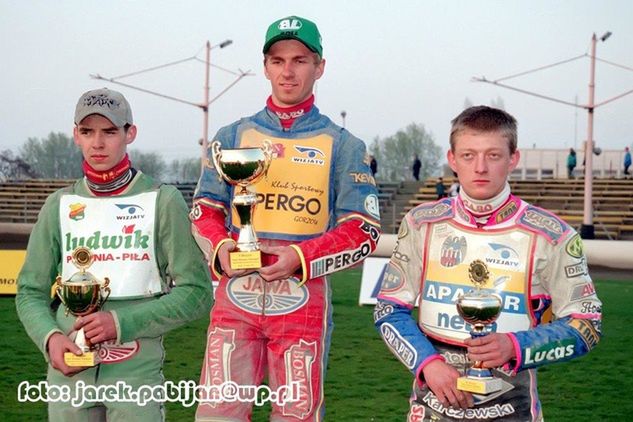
[210,141,224,181]
[100,277,111,308]
[261,140,273,177]
[55,276,71,316]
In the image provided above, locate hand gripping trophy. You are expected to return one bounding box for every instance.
[455,259,503,394]
[210,140,273,269]
[55,246,110,366]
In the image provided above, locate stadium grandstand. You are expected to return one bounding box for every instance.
[2,176,632,241]
[377,177,633,240]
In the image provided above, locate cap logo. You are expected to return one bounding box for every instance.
[82,94,121,110]
[278,18,302,31]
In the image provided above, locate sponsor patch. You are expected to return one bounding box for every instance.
[523,339,575,366]
[422,392,516,419]
[190,203,202,221]
[349,172,376,185]
[292,146,325,165]
[518,206,567,244]
[379,262,406,292]
[202,327,235,391]
[495,200,518,223]
[568,318,600,349]
[98,340,140,363]
[114,203,146,220]
[364,194,381,219]
[68,203,86,220]
[311,241,372,277]
[359,220,380,241]
[408,404,425,422]
[569,282,596,301]
[226,276,308,315]
[565,234,584,258]
[579,301,602,315]
[283,340,316,419]
[565,258,588,278]
[380,323,417,369]
[373,301,394,322]
[411,200,452,225]
[440,236,467,268]
[485,243,520,269]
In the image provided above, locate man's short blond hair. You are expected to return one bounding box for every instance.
[450,106,517,154]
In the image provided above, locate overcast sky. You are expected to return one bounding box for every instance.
[2,0,632,163]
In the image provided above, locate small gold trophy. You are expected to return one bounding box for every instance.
[455,260,503,394]
[209,140,273,269]
[55,247,110,366]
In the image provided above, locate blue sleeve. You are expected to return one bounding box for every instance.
[512,316,601,371]
[374,299,443,376]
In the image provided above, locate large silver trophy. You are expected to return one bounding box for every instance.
[210,140,273,269]
[455,260,503,394]
[55,247,110,366]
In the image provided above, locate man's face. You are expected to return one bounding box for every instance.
[73,114,136,171]
[264,39,325,107]
[447,129,519,200]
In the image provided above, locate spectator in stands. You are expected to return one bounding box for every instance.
[412,154,422,181]
[15,88,213,421]
[435,176,446,199]
[448,173,460,197]
[374,105,601,420]
[624,146,631,177]
[370,154,378,176]
[190,15,381,421]
[567,147,577,179]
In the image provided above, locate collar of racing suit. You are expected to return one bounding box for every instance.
[266,95,315,130]
[458,182,512,226]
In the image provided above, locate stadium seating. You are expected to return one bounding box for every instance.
[2,178,632,240]
[378,177,633,240]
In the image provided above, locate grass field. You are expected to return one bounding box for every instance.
[1,268,632,421]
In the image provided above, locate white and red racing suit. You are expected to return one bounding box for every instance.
[191,105,381,421]
[375,192,602,421]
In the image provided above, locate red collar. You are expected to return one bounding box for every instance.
[266,95,314,129]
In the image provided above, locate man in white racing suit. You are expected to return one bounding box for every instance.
[374,106,602,421]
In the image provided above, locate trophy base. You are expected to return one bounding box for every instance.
[230,250,262,270]
[64,351,97,367]
[457,376,503,394]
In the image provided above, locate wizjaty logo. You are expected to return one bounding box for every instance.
[115,203,145,220]
[291,146,325,165]
[485,243,520,268]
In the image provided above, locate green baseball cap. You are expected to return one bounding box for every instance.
[74,88,133,127]
[263,16,322,57]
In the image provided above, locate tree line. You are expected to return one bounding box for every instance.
[1,123,443,183]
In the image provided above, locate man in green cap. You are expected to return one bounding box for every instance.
[192,15,381,421]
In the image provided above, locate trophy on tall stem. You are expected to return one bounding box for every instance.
[209,140,273,269]
[55,247,110,366]
[455,259,503,394]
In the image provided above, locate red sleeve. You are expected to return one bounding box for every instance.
[190,198,234,279]
[292,215,380,284]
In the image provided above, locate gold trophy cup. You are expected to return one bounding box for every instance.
[455,260,503,394]
[209,140,273,269]
[55,247,110,366]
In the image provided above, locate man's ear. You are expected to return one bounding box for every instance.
[125,125,137,145]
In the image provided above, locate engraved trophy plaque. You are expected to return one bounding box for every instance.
[55,247,110,366]
[209,140,273,269]
[455,260,503,394]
